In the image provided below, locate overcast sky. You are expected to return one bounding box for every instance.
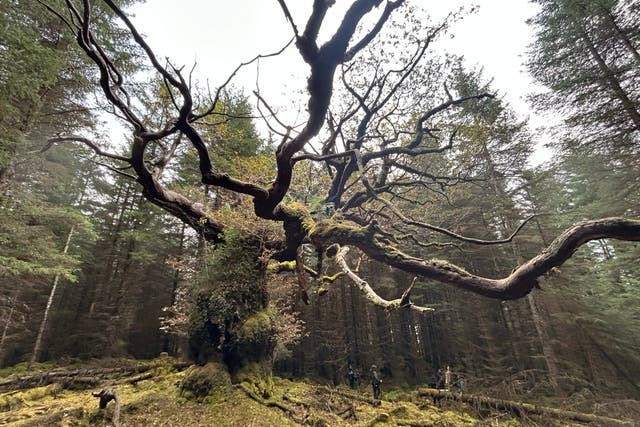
[127,0,552,163]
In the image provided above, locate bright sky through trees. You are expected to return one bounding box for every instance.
[128,0,551,163]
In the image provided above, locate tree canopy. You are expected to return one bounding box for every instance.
[36,0,640,312]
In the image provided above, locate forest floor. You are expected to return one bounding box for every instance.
[0,356,636,427]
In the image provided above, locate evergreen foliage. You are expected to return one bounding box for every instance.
[0,1,638,418]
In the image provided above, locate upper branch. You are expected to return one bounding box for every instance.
[261,0,404,218]
[44,137,130,162]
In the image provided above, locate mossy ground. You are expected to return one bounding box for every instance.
[0,358,586,426]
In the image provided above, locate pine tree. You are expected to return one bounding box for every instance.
[527,0,640,154]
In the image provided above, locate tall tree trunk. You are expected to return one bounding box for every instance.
[163,222,186,354]
[603,9,640,64]
[31,225,75,363]
[526,292,560,393]
[0,303,16,365]
[482,143,562,393]
[580,27,640,129]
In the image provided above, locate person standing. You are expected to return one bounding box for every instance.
[444,366,452,391]
[370,365,382,400]
[436,368,444,389]
[347,365,358,388]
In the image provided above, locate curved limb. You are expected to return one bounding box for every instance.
[329,244,434,313]
[311,217,640,299]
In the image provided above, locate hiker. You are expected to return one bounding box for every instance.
[444,365,452,390]
[370,365,382,400]
[347,365,358,388]
[428,370,439,388]
[435,368,444,389]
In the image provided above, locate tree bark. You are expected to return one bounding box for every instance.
[580,27,640,130]
[311,217,640,300]
[31,224,75,363]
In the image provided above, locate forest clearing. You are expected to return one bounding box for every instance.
[1,0,639,425]
[0,356,636,426]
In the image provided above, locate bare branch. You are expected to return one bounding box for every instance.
[375,195,536,245]
[344,0,406,61]
[276,0,300,37]
[94,161,137,180]
[197,38,295,121]
[330,245,434,313]
[253,91,292,137]
[44,137,130,162]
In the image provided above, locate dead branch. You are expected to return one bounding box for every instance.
[44,137,130,163]
[92,388,121,427]
[330,245,434,313]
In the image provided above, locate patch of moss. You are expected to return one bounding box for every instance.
[0,361,57,379]
[0,357,590,426]
[280,200,315,233]
[180,362,231,399]
[311,220,372,244]
[239,310,271,340]
[235,362,274,399]
[0,394,23,412]
[267,260,296,273]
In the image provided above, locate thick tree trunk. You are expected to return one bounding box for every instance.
[187,236,276,396]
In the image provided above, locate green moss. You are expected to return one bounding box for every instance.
[0,394,23,412]
[0,357,585,426]
[267,260,296,273]
[180,362,231,399]
[0,361,57,379]
[235,362,274,398]
[235,310,276,360]
[239,311,272,338]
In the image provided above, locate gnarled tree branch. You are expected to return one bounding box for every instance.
[329,244,434,313]
[311,217,640,299]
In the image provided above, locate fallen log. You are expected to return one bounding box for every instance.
[417,388,634,426]
[128,372,154,385]
[17,407,84,427]
[0,365,153,392]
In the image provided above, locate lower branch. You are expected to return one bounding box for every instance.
[311,217,640,299]
[330,245,434,313]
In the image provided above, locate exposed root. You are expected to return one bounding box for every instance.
[236,383,296,415]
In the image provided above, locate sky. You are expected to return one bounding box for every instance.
[126,0,552,163]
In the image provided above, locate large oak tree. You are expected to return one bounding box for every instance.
[42,0,640,375]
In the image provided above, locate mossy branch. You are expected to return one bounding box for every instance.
[266,260,345,283]
[312,217,640,300]
[330,245,434,314]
